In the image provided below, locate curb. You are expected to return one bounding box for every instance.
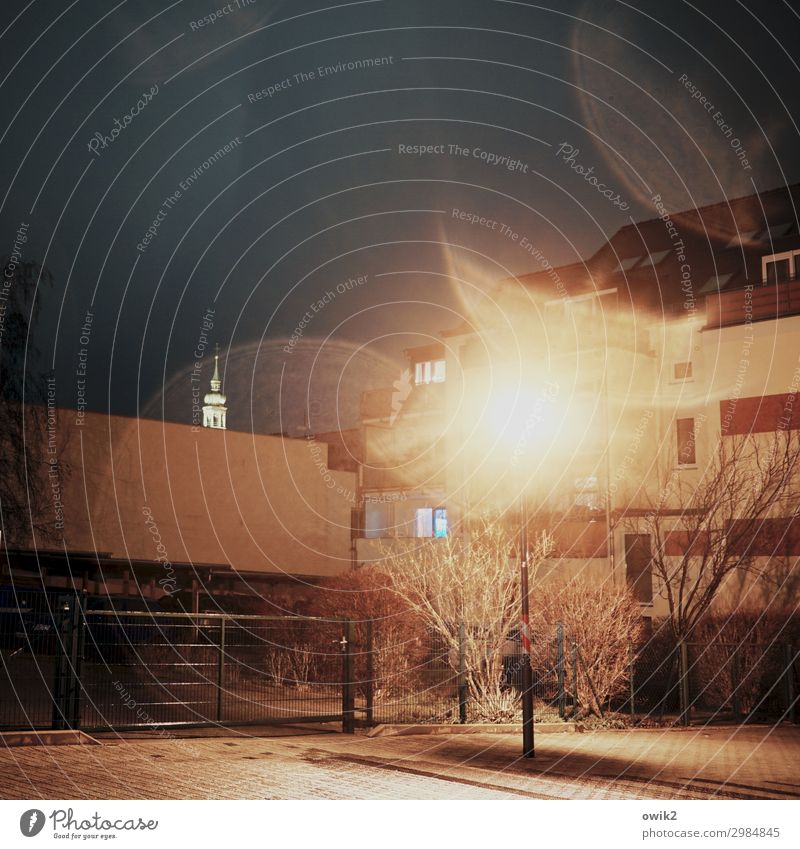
[0,730,101,748]
[366,722,575,738]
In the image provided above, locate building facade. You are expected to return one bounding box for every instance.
[356,183,800,621]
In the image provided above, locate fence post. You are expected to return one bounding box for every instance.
[52,594,81,730]
[556,624,566,719]
[216,619,226,723]
[458,622,468,723]
[571,636,578,717]
[365,619,374,727]
[730,647,741,721]
[342,620,355,733]
[629,645,635,720]
[67,593,84,730]
[786,643,796,724]
[678,641,690,726]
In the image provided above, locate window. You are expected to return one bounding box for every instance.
[414,508,433,537]
[762,251,800,284]
[639,249,670,268]
[725,230,758,249]
[415,359,446,385]
[766,258,790,284]
[699,272,734,293]
[612,256,641,273]
[365,500,394,539]
[573,476,599,510]
[673,361,693,380]
[625,534,653,604]
[414,506,448,537]
[761,222,793,241]
[676,417,696,465]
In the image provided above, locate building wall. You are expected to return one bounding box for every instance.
[25,411,356,577]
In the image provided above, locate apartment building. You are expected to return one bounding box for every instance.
[356,183,800,619]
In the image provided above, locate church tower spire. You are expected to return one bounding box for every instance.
[202,344,227,429]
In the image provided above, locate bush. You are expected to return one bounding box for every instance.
[688,605,797,716]
[531,577,644,716]
[307,565,427,697]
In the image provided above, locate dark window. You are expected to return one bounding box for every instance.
[676,417,696,465]
[766,258,790,284]
[673,361,692,380]
[625,534,653,604]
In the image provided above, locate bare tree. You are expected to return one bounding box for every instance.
[631,430,800,640]
[0,257,60,546]
[531,577,643,716]
[380,517,552,720]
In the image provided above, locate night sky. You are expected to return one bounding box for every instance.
[2,0,800,434]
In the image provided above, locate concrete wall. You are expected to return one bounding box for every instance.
[26,411,356,577]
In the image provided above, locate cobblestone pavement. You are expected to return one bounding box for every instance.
[1,725,798,800]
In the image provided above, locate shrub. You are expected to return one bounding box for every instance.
[531,577,644,716]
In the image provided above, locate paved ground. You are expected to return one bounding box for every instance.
[1,724,798,800]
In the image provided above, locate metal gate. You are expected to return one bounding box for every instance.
[0,590,357,733]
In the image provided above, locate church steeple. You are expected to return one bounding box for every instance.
[202,344,228,429]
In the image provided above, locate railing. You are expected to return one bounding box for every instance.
[705,279,800,329]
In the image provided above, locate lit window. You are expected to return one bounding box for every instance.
[415,359,446,385]
[673,362,693,380]
[676,417,696,465]
[433,507,448,538]
[414,508,433,537]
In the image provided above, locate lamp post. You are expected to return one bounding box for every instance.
[518,493,535,758]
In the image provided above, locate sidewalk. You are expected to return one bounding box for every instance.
[0,724,797,800]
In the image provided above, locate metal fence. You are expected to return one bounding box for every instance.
[2,588,797,731]
[353,622,570,724]
[1,589,356,732]
[622,640,798,725]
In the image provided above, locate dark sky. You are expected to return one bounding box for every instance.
[2,0,800,433]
